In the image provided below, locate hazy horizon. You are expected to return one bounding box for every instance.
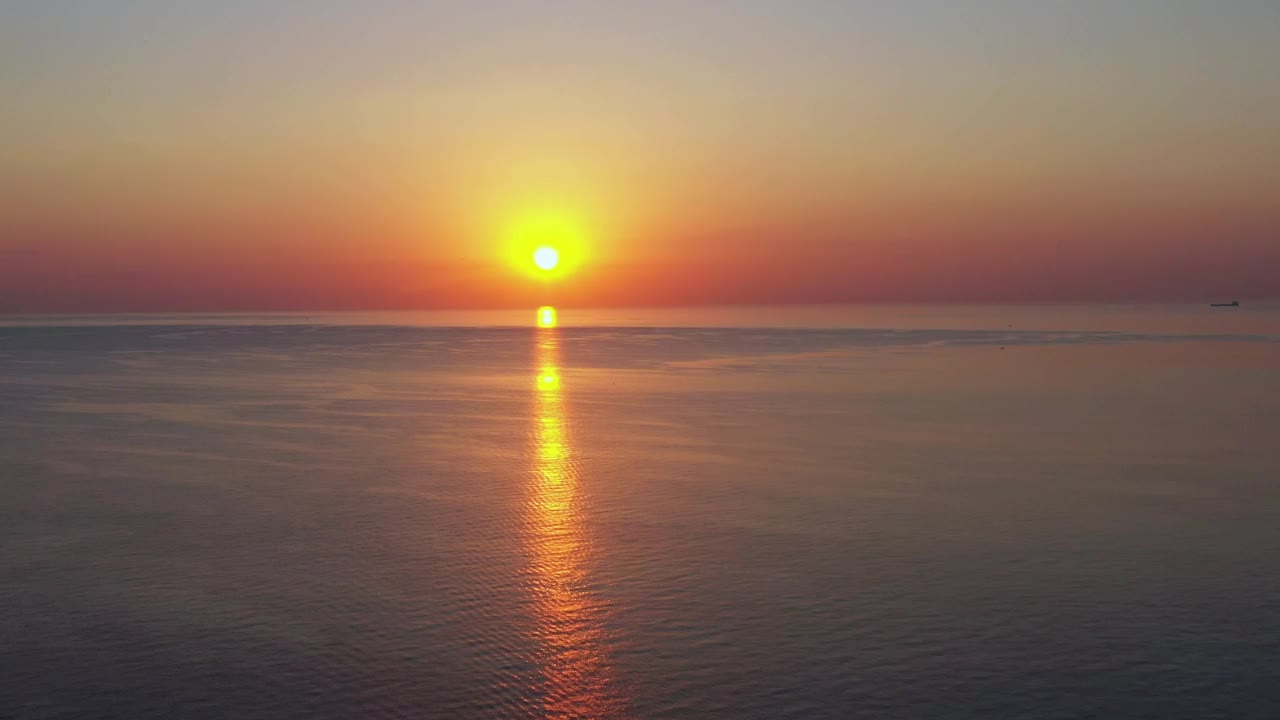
[5,298,1280,318]
[4,1,1280,312]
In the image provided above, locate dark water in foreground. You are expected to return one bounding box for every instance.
[2,306,1279,719]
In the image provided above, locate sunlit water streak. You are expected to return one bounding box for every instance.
[524,318,626,719]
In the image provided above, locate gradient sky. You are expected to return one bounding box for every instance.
[3,1,1279,311]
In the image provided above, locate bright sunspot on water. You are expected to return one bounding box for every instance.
[537,306,558,328]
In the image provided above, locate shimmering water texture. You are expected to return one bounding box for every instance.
[2,307,1280,719]
[526,326,625,718]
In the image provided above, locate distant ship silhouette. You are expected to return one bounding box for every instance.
[1210,300,1240,307]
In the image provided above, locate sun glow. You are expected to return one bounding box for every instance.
[505,208,587,279]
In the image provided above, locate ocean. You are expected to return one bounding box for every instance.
[2,304,1279,719]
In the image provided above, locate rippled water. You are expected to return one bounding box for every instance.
[2,307,1279,719]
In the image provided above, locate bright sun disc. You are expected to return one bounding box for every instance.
[533,246,560,271]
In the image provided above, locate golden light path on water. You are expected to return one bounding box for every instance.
[526,307,626,719]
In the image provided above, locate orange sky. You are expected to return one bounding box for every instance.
[3,1,1279,311]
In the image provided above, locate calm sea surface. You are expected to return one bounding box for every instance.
[2,305,1279,719]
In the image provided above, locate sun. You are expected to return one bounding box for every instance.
[533,246,560,272]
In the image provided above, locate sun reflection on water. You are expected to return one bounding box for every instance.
[537,305,558,328]
[526,312,626,719]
